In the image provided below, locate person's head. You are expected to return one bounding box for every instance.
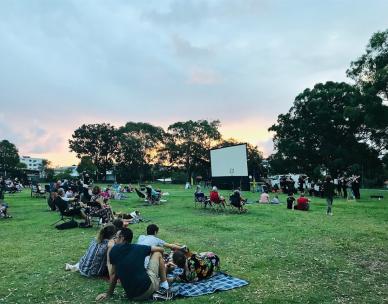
[97,224,116,243]
[147,224,159,235]
[92,186,101,195]
[57,188,65,197]
[300,192,305,197]
[116,228,133,244]
[172,250,187,268]
[212,186,217,191]
[112,218,124,230]
[325,175,332,182]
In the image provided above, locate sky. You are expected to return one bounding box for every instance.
[0,0,387,167]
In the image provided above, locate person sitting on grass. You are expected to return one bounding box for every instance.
[55,188,91,227]
[137,224,183,268]
[96,228,170,301]
[259,191,270,203]
[270,195,280,204]
[65,224,117,277]
[294,193,310,211]
[286,193,295,209]
[209,186,226,208]
[171,249,220,283]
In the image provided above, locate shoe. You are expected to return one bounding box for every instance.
[153,288,174,301]
[65,263,71,271]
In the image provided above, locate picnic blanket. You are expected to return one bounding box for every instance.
[170,272,248,297]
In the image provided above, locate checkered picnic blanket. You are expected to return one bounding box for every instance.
[170,272,248,297]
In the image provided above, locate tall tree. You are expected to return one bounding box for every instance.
[165,120,221,181]
[347,29,388,152]
[0,140,20,177]
[116,122,166,181]
[69,124,119,180]
[347,29,388,101]
[268,81,386,180]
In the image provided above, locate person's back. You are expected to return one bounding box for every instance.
[295,196,309,211]
[323,180,334,198]
[259,192,269,203]
[210,191,220,203]
[79,238,110,277]
[110,243,152,299]
[54,196,69,213]
[286,195,295,209]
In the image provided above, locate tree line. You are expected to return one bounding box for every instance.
[69,120,265,183]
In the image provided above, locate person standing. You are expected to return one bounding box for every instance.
[323,175,335,216]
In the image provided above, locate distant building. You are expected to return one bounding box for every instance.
[20,156,44,171]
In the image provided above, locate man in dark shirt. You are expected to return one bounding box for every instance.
[96,228,168,301]
[323,175,335,215]
[286,193,295,209]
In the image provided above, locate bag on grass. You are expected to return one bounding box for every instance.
[56,219,78,230]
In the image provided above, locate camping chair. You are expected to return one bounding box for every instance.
[135,188,147,201]
[194,192,210,208]
[31,185,46,198]
[229,194,247,214]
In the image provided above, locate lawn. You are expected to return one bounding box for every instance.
[0,185,387,304]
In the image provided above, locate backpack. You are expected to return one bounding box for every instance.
[55,219,78,230]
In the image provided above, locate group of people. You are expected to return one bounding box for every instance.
[47,173,143,227]
[273,174,361,200]
[194,186,247,212]
[65,223,220,301]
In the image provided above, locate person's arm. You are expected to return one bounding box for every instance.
[96,266,117,301]
[106,240,115,280]
[150,246,164,253]
[164,243,182,251]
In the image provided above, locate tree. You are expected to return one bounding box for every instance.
[165,120,222,181]
[347,29,388,153]
[116,122,166,181]
[268,81,386,182]
[0,140,20,177]
[77,156,97,175]
[69,124,119,180]
[347,29,388,101]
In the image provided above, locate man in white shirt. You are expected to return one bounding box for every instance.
[137,224,182,268]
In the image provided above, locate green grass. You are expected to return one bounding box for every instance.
[1,185,387,304]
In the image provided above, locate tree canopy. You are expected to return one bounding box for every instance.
[269,29,388,184]
[69,123,119,180]
[0,139,21,177]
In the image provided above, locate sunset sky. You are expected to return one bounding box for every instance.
[0,0,387,166]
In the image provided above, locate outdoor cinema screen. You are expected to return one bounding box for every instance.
[210,144,248,177]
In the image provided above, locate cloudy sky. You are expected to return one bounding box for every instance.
[0,0,387,166]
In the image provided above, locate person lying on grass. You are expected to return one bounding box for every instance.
[137,224,183,268]
[171,249,220,283]
[96,228,170,302]
[65,224,117,277]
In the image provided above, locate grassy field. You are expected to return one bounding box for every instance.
[0,185,387,304]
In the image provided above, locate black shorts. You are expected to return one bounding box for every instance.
[64,208,82,217]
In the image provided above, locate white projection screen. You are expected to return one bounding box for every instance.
[210,144,248,177]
